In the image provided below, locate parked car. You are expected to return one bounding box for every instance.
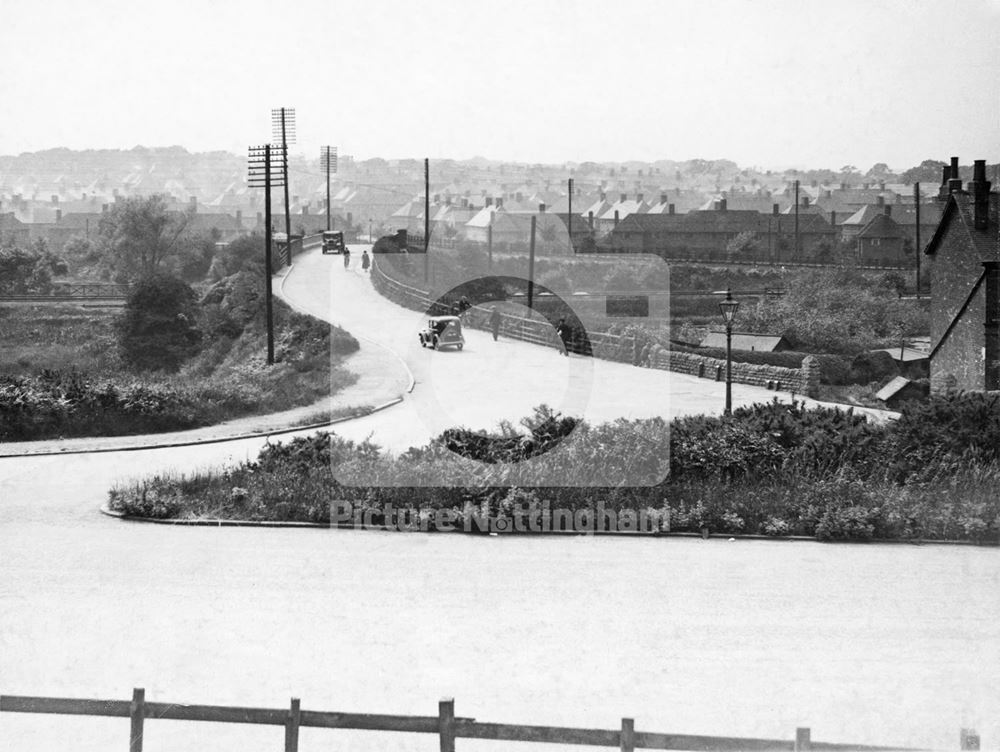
[419,316,465,350]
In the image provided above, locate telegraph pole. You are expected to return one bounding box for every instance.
[567,178,574,254]
[527,215,537,310]
[914,182,922,294]
[248,144,286,365]
[271,107,296,254]
[321,146,337,231]
[424,157,430,283]
[794,179,800,256]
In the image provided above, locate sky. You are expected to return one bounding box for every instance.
[1,0,998,171]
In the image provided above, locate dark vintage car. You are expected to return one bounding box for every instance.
[322,230,345,254]
[419,315,465,350]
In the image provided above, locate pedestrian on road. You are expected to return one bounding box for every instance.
[489,306,501,341]
[555,317,569,356]
[361,250,371,272]
[343,248,351,269]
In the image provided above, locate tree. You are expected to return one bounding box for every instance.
[726,231,760,259]
[901,159,947,185]
[116,273,202,371]
[865,163,895,181]
[98,194,194,282]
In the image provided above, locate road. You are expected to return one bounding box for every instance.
[0,245,996,752]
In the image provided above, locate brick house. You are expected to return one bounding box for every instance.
[924,158,999,392]
[856,210,907,264]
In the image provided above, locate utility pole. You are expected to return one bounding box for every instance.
[248,144,286,365]
[527,215,537,310]
[424,157,430,283]
[567,177,574,254]
[321,146,337,232]
[794,179,800,257]
[914,182,922,294]
[271,107,296,257]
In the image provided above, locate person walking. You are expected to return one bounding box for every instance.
[489,306,501,341]
[555,317,569,356]
[343,247,351,269]
[361,250,371,272]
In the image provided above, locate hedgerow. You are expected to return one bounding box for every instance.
[109,394,1000,543]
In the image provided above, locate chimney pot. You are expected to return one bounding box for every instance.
[950,156,960,180]
[972,159,991,230]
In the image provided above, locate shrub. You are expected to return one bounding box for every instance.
[117,273,202,372]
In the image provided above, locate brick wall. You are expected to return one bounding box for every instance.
[927,210,989,393]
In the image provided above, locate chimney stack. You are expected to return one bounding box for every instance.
[485,197,493,207]
[884,204,892,218]
[972,159,991,230]
[718,197,727,211]
[660,193,667,205]
[538,202,546,213]
[51,195,59,205]
[668,204,675,215]
[620,193,627,203]
[830,210,836,226]
[55,208,62,222]
[877,195,885,207]
[614,210,620,227]
[773,203,780,215]
[802,195,810,208]
[189,195,197,210]
[637,193,644,203]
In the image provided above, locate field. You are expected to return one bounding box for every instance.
[0,297,359,440]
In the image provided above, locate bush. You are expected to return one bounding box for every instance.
[117,273,202,372]
[848,350,899,385]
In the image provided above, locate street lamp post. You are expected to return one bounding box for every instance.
[718,288,740,415]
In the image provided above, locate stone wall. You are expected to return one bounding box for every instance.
[371,256,820,398]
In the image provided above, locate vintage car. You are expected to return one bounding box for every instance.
[322,230,345,254]
[419,315,465,350]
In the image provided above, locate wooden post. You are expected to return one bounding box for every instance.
[620,717,635,752]
[438,698,456,752]
[794,727,811,752]
[284,697,301,752]
[129,688,145,752]
[960,728,980,750]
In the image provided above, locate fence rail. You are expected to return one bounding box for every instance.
[1,689,947,752]
[0,282,132,302]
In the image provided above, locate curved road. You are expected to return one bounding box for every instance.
[2,246,995,752]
